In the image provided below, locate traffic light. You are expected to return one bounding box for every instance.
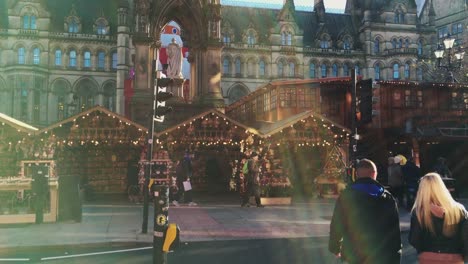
[154,78,174,123]
[357,78,373,124]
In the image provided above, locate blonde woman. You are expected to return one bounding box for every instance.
[409,173,468,263]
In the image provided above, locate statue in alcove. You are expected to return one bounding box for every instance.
[166,38,183,79]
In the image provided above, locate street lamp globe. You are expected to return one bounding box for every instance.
[434,35,465,82]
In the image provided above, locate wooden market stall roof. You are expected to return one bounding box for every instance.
[154,109,261,137]
[0,113,38,133]
[257,110,351,137]
[37,106,148,134]
[154,107,349,143]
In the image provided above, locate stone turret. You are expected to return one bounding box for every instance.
[314,0,326,24]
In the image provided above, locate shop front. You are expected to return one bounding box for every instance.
[0,114,59,224]
[153,109,350,199]
[153,110,263,194]
[35,106,147,198]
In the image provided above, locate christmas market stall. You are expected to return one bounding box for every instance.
[0,113,60,224]
[35,106,147,213]
[258,110,350,199]
[153,109,263,193]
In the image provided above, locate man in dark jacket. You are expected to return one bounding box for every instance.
[245,152,264,208]
[329,159,402,264]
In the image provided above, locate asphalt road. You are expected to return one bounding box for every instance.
[2,234,417,264]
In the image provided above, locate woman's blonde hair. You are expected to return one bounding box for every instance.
[411,173,465,237]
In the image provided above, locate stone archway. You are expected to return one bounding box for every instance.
[227,83,249,104]
[131,0,224,124]
[74,78,99,112]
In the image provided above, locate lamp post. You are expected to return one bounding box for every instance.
[434,35,465,82]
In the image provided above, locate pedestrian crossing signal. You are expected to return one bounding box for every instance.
[154,78,174,122]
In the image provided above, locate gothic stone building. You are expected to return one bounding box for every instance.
[0,0,465,126]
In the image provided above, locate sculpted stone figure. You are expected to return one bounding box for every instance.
[166,38,183,79]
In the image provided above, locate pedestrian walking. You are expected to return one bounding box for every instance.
[401,158,421,210]
[241,152,264,208]
[329,158,402,264]
[408,172,468,264]
[173,153,197,206]
[239,158,249,207]
[388,156,404,206]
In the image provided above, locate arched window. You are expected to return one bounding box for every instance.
[343,39,351,50]
[393,63,400,79]
[281,31,292,46]
[247,31,256,45]
[392,38,397,49]
[84,51,91,68]
[259,60,265,77]
[103,84,116,111]
[98,51,105,70]
[321,64,327,77]
[23,15,30,29]
[405,39,410,48]
[69,19,78,33]
[394,13,400,24]
[332,64,338,77]
[399,12,405,24]
[111,52,118,69]
[97,20,107,35]
[309,63,315,78]
[398,39,403,48]
[55,49,62,66]
[404,63,410,79]
[33,48,40,65]
[278,61,284,77]
[18,47,25,64]
[223,33,231,44]
[417,68,423,81]
[320,39,329,49]
[235,58,241,75]
[343,64,349,76]
[69,50,77,67]
[97,24,106,35]
[374,65,381,80]
[31,16,36,29]
[223,58,230,75]
[355,65,360,75]
[374,39,380,53]
[417,40,423,56]
[289,62,295,77]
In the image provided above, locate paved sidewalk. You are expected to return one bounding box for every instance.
[0,196,419,251]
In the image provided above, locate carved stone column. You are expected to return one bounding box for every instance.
[131,34,154,125]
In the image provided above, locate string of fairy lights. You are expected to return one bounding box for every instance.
[1,108,350,164]
[153,111,349,151]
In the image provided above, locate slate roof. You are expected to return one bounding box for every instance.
[44,0,120,34]
[221,6,277,44]
[0,0,123,33]
[221,5,355,47]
